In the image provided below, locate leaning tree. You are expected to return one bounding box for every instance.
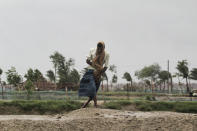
[0,68,3,98]
[6,67,22,90]
[46,70,55,83]
[123,72,132,91]
[135,63,161,92]
[176,60,190,93]
[190,68,197,81]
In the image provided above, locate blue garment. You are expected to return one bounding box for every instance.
[78,70,100,97]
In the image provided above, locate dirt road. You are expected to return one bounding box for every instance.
[0,108,196,131]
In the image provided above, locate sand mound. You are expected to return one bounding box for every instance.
[0,108,197,131]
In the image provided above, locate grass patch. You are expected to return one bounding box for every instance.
[97,91,187,97]
[135,101,174,111]
[135,101,197,113]
[103,100,132,110]
[103,100,197,113]
[0,100,82,115]
[174,102,197,113]
[145,95,156,101]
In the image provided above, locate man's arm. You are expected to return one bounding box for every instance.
[102,67,108,73]
[86,59,92,66]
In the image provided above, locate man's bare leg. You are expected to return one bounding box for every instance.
[93,96,97,108]
[82,97,92,108]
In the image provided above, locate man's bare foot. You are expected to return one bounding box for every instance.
[94,104,98,108]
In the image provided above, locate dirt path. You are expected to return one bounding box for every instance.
[0,108,196,131]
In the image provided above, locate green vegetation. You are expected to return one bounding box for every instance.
[0,99,197,114]
[49,51,80,86]
[24,80,34,100]
[122,72,133,91]
[46,70,55,83]
[6,67,22,87]
[190,68,197,80]
[97,91,187,97]
[176,60,190,93]
[145,95,156,101]
[103,100,132,110]
[24,68,45,83]
[0,100,82,115]
[0,68,2,76]
[103,100,197,113]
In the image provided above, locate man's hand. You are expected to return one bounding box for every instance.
[102,67,108,74]
[86,59,92,66]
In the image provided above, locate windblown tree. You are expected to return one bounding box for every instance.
[50,51,65,87]
[144,79,151,91]
[46,70,55,83]
[112,74,118,89]
[101,72,108,91]
[0,68,2,76]
[0,68,2,83]
[135,63,161,92]
[174,73,184,93]
[6,67,22,90]
[57,57,75,84]
[24,80,34,100]
[190,68,197,80]
[0,68,3,98]
[109,65,117,73]
[176,60,190,93]
[24,68,34,82]
[123,72,132,91]
[34,69,45,81]
[24,68,45,85]
[69,69,80,84]
[158,71,170,91]
[109,65,117,90]
[49,51,80,89]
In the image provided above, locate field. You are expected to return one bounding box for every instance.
[0,92,197,130]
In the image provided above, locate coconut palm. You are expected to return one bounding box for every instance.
[176,60,190,93]
[123,72,132,91]
[190,68,197,80]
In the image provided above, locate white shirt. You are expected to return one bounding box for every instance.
[86,48,110,70]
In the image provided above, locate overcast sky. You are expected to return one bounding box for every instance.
[0,0,197,83]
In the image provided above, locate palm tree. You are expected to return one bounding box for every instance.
[112,74,118,89]
[176,60,190,93]
[46,70,55,83]
[0,68,2,76]
[190,68,197,80]
[0,68,3,98]
[109,65,117,90]
[158,70,171,92]
[123,72,132,91]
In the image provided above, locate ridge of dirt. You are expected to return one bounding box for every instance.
[0,108,197,131]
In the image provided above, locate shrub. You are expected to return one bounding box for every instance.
[103,100,132,110]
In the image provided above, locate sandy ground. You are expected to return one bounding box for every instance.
[0,108,197,131]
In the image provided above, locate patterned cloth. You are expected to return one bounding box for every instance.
[78,70,97,97]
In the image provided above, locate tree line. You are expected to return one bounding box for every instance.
[0,51,80,92]
[122,60,197,93]
[0,51,117,92]
[0,53,197,93]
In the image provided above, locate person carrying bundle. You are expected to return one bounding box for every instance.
[78,41,109,108]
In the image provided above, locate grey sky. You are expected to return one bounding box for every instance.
[0,0,197,83]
